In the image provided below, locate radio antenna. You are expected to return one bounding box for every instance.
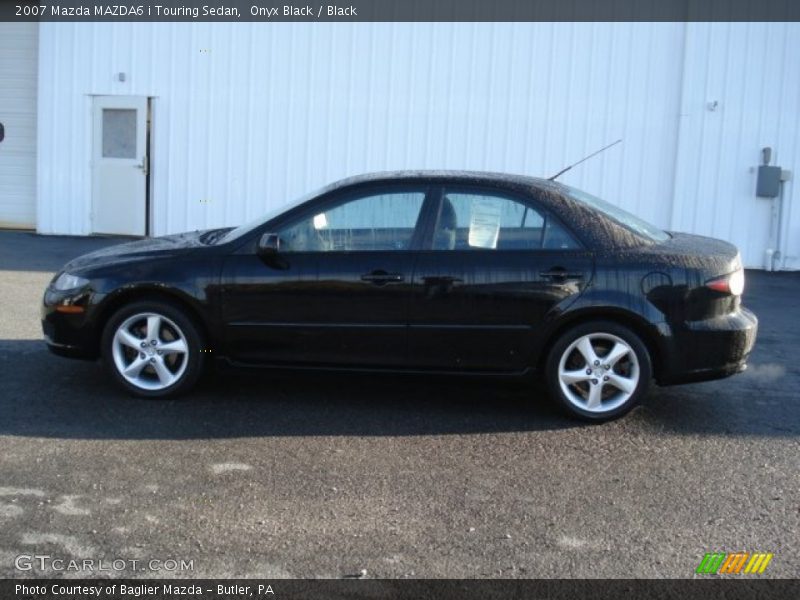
[548,139,622,181]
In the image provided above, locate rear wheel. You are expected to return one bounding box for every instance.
[101,300,205,398]
[545,320,652,421]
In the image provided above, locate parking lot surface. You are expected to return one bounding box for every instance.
[0,230,798,578]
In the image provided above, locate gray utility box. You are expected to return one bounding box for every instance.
[757,165,782,198]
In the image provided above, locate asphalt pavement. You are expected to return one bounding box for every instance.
[0,230,798,578]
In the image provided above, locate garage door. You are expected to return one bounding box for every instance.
[0,23,37,229]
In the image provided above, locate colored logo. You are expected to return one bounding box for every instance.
[696,552,773,574]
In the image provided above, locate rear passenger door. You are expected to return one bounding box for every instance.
[407,186,593,372]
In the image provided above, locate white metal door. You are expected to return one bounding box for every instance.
[91,96,147,235]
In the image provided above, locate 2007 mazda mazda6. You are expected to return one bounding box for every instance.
[42,171,757,421]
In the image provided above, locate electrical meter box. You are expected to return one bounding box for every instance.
[756,165,781,198]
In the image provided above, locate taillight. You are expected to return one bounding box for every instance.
[706,269,745,296]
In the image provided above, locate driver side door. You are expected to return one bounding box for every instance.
[220,185,432,367]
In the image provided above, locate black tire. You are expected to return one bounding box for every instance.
[101,299,205,398]
[544,320,652,422]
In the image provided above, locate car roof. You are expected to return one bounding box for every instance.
[324,170,565,194]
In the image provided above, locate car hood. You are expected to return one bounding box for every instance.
[62,230,214,272]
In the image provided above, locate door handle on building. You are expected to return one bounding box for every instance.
[135,157,148,176]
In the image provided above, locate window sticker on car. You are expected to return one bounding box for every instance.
[468,198,501,249]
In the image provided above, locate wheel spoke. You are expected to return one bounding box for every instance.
[561,369,592,385]
[586,381,603,409]
[608,373,636,394]
[146,315,162,342]
[123,355,148,378]
[115,328,142,351]
[603,342,630,367]
[576,337,599,366]
[150,357,176,386]
[159,338,188,355]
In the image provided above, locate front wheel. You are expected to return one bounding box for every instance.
[545,321,652,421]
[101,300,205,398]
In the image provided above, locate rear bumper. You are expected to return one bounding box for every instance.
[659,307,758,385]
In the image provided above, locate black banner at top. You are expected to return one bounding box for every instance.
[3,0,800,22]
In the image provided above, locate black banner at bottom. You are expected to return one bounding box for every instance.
[4,579,800,600]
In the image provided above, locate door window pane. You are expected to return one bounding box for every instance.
[102,109,137,158]
[278,191,425,252]
[433,191,580,250]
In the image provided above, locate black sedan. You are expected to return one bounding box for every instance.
[42,171,757,421]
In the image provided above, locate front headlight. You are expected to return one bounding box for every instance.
[52,272,90,291]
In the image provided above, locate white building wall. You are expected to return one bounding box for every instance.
[35,22,800,269]
[672,22,800,271]
[36,23,684,236]
[0,23,38,228]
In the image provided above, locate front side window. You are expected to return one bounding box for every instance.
[431,190,580,251]
[277,191,426,252]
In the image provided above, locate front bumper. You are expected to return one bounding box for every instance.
[41,288,99,360]
[659,307,758,385]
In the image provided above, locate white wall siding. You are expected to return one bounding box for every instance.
[36,22,799,269]
[671,22,800,271]
[0,23,38,229]
[36,22,684,237]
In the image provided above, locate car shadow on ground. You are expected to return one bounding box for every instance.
[1,340,573,439]
[1,339,798,440]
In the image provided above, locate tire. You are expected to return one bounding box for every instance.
[101,299,205,398]
[544,320,652,422]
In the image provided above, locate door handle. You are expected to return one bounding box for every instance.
[361,270,405,285]
[540,268,584,280]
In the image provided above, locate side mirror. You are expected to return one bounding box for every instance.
[257,232,280,255]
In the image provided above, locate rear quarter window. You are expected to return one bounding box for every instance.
[563,185,670,243]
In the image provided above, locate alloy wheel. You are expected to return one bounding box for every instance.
[557,332,640,414]
[111,312,189,391]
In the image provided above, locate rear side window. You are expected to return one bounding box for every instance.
[431,190,581,251]
[563,185,670,243]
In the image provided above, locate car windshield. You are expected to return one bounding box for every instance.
[563,185,670,242]
[211,187,320,245]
